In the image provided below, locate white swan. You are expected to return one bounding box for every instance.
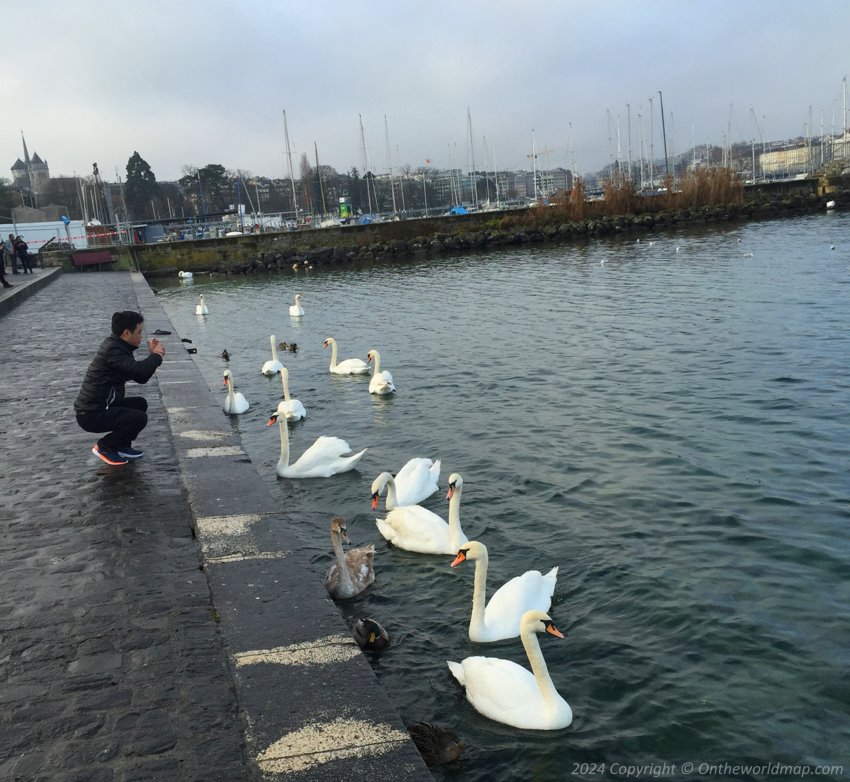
[324,516,375,600]
[451,540,557,642]
[261,334,283,376]
[373,472,468,555]
[289,293,304,317]
[367,349,396,395]
[447,610,572,730]
[178,270,193,279]
[371,458,441,509]
[323,337,370,375]
[279,366,306,421]
[222,369,249,415]
[195,294,208,315]
[268,400,366,478]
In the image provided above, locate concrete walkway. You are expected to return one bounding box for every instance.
[0,271,431,781]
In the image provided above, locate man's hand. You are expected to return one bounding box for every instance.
[149,338,166,357]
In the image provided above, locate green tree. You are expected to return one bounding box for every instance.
[124,151,162,220]
[178,164,232,215]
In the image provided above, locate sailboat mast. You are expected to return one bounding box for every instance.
[467,107,478,208]
[384,115,397,214]
[314,142,327,216]
[359,114,374,214]
[283,110,298,222]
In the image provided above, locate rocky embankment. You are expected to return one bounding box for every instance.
[125,186,846,277]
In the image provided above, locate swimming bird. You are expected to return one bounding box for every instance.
[222,369,249,415]
[178,270,193,279]
[220,349,230,361]
[195,294,208,315]
[353,618,390,652]
[323,337,370,375]
[267,401,366,478]
[373,472,468,555]
[367,349,396,395]
[279,366,307,421]
[371,458,441,509]
[261,334,284,376]
[289,293,304,317]
[408,722,463,766]
[451,540,558,642]
[324,516,375,600]
[447,610,572,730]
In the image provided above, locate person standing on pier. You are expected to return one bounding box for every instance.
[3,234,17,274]
[74,311,166,466]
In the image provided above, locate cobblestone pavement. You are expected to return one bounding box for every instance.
[0,273,252,781]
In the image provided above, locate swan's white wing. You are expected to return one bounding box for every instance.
[375,505,452,553]
[453,657,543,726]
[333,358,370,375]
[369,371,396,394]
[393,458,441,505]
[482,567,558,641]
[282,399,307,421]
[291,436,355,473]
[262,360,283,376]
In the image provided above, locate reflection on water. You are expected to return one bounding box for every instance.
[158,214,850,781]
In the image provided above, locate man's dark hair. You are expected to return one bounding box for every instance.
[111,310,144,337]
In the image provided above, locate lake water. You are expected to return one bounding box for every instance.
[157,213,849,782]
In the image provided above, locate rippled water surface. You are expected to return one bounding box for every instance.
[158,214,850,781]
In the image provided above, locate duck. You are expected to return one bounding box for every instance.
[353,618,390,652]
[451,540,558,642]
[408,722,463,766]
[261,334,284,376]
[289,293,304,317]
[178,270,193,279]
[324,516,375,600]
[371,458,441,509]
[447,610,572,730]
[373,472,468,555]
[222,369,250,415]
[195,294,208,315]
[323,337,370,375]
[286,342,298,353]
[279,366,306,421]
[367,349,396,395]
[267,401,366,478]
[220,349,230,361]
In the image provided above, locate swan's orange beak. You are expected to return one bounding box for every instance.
[266,414,278,427]
[371,493,379,510]
[322,341,328,348]
[222,377,227,387]
[367,354,372,363]
[544,621,565,639]
[450,550,467,567]
[446,484,455,500]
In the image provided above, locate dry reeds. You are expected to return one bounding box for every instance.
[675,168,743,208]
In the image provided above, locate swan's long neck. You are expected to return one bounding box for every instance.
[328,341,338,370]
[331,529,354,593]
[521,630,560,710]
[447,485,464,549]
[281,372,291,402]
[226,377,237,406]
[469,548,489,635]
[384,475,398,508]
[371,351,381,374]
[270,336,279,362]
[277,415,290,468]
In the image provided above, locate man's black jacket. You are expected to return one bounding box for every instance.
[74,335,162,415]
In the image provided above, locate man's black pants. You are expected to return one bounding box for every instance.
[76,397,148,452]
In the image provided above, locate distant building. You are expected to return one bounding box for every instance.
[10,133,50,195]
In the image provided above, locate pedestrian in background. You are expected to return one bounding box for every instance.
[3,233,17,274]
[15,236,32,274]
[75,311,166,466]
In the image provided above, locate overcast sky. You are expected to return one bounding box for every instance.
[3,1,849,183]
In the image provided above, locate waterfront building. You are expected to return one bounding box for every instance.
[10,133,50,196]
